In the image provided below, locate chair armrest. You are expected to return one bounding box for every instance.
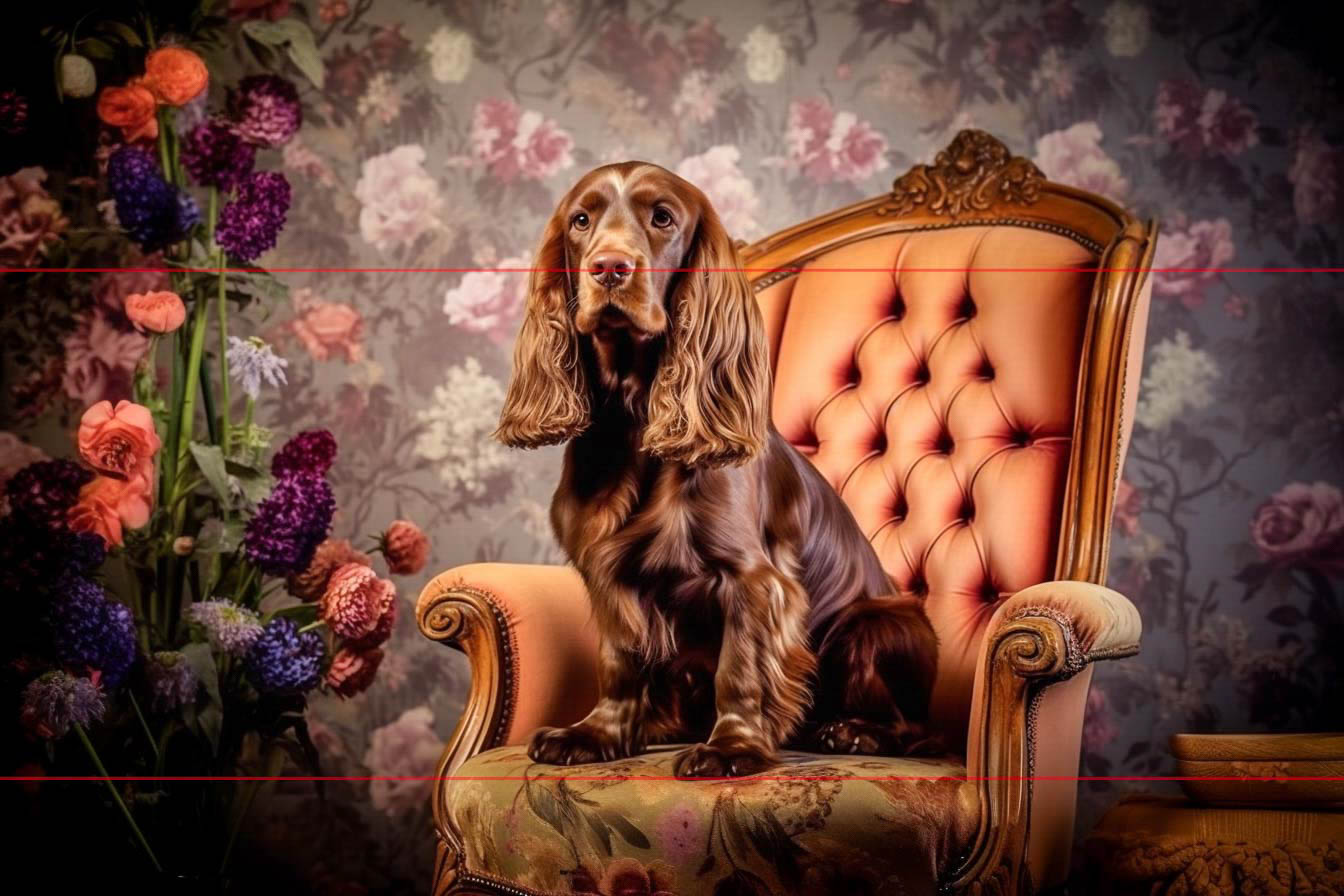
[950,580,1141,892]
[415,562,600,774]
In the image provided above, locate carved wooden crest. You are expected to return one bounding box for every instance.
[878,129,1044,218]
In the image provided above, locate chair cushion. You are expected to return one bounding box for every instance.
[446,744,976,895]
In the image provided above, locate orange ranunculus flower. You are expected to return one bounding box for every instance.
[143,47,209,106]
[124,290,186,333]
[68,465,154,547]
[96,84,158,140]
[77,399,161,480]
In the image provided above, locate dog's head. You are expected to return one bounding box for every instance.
[495,162,770,467]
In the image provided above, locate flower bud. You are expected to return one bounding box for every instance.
[60,54,97,99]
[173,536,195,556]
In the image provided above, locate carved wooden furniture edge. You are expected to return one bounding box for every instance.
[941,599,1139,895]
[416,578,520,888]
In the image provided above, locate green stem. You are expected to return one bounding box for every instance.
[126,690,160,764]
[297,620,326,634]
[198,353,219,446]
[74,723,162,872]
[175,297,210,491]
[219,779,261,875]
[216,252,232,457]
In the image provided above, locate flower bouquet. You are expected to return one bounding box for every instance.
[5,22,429,880]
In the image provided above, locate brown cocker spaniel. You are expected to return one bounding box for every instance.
[496,162,939,777]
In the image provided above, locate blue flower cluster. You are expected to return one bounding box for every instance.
[245,618,324,695]
[46,575,137,688]
[107,145,200,250]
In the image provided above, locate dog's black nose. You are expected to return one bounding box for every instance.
[590,252,634,288]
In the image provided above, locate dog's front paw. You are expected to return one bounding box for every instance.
[813,718,941,756]
[673,739,775,778]
[528,725,629,766]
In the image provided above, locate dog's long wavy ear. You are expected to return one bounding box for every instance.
[643,201,770,467]
[494,213,590,448]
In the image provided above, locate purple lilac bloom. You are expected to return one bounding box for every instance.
[242,471,334,575]
[46,575,137,688]
[228,75,302,147]
[245,618,324,695]
[215,171,290,262]
[181,118,256,190]
[185,599,264,656]
[270,429,337,478]
[20,671,105,739]
[5,459,93,529]
[106,145,198,250]
[146,651,199,711]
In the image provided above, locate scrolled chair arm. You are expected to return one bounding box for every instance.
[415,562,600,878]
[947,580,1141,894]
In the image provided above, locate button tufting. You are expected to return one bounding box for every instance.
[957,296,977,319]
[959,498,975,521]
[980,581,999,603]
[979,359,995,380]
[871,431,888,453]
[892,296,906,320]
[893,495,908,518]
[935,431,954,454]
[914,362,931,385]
[1010,430,1031,447]
[909,575,928,598]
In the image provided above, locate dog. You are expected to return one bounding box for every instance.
[495,161,939,777]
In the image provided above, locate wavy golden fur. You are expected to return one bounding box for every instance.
[496,162,938,777]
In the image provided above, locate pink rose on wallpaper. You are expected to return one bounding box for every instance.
[782,97,890,185]
[1151,217,1234,308]
[1154,79,1205,154]
[0,167,69,267]
[363,705,442,815]
[828,112,891,182]
[1032,122,1129,200]
[1288,127,1341,226]
[1113,478,1142,537]
[675,145,760,239]
[1249,481,1344,575]
[1082,686,1118,753]
[470,99,574,182]
[1197,89,1259,157]
[354,144,443,252]
[291,300,365,362]
[441,255,528,342]
[61,312,150,406]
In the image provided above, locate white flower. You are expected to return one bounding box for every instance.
[226,336,289,399]
[741,26,786,84]
[363,706,442,815]
[676,145,761,239]
[357,72,404,125]
[1135,330,1220,430]
[425,26,473,84]
[1101,2,1150,57]
[354,144,443,252]
[672,70,721,125]
[1033,121,1129,200]
[414,358,513,501]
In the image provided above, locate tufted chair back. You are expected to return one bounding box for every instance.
[742,130,1157,749]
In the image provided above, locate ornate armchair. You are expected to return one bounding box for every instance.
[417,130,1156,895]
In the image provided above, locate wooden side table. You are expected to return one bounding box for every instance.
[1078,733,1344,895]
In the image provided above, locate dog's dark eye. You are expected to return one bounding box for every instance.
[571,212,589,231]
[651,206,674,229]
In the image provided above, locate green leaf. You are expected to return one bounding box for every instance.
[190,441,233,505]
[101,21,144,47]
[181,642,222,705]
[197,703,223,756]
[598,808,650,849]
[225,460,273,506]
[241,19,324,88]
[195,517,245,554]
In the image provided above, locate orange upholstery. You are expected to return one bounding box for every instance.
[760,227,1098,746]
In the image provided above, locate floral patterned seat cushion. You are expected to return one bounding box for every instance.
[446,744,977,895]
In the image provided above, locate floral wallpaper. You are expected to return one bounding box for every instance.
[4,0,1343,891]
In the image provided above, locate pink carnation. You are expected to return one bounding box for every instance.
[320,563,395,640]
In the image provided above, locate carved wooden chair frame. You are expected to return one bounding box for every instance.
[417,129,1158,895]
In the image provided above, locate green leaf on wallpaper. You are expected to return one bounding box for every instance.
[195,517,245,554]
[241,19,324,89]
[190,441,233,505]
[101,20,143,48]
